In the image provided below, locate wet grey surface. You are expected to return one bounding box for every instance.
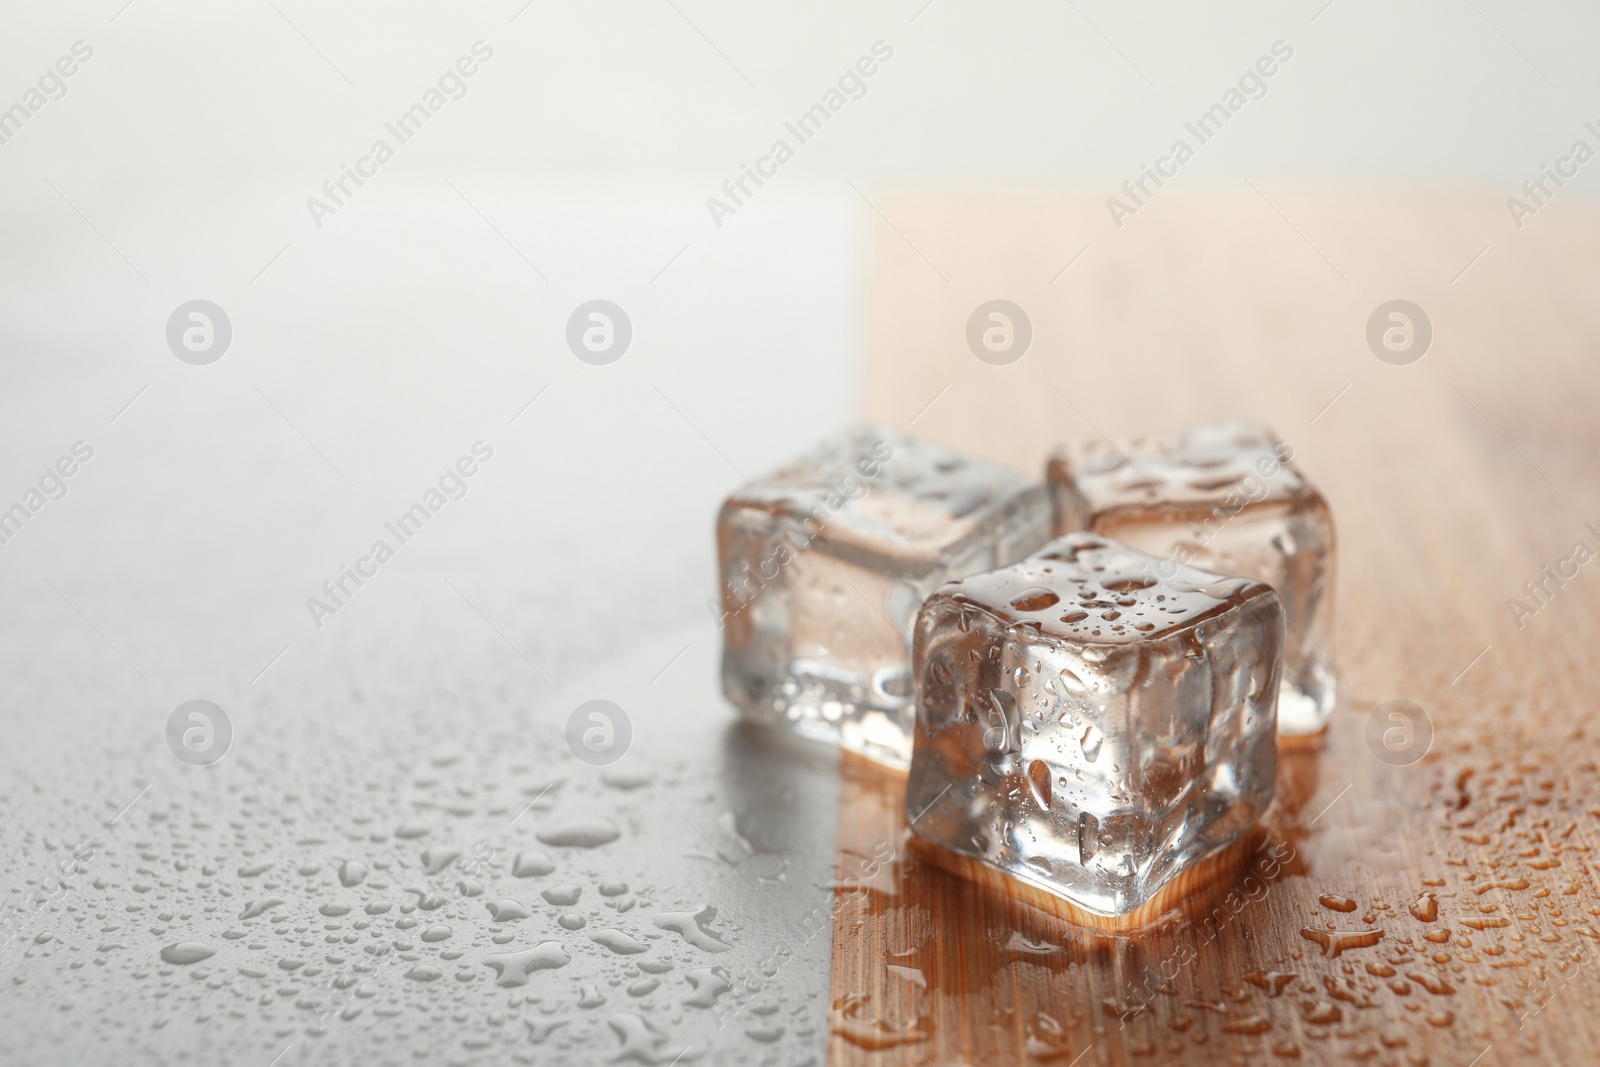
[1,624,842,1066]
[0,189,858,1065]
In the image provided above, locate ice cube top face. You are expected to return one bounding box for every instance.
[717,426,1053,769]
[1047,420,1335,736]
[906,533,1281,917]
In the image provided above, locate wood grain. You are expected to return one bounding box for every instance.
[830,190,1600,1065]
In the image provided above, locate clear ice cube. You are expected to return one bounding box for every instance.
[716,426,1052,768]
[1047,420,1335,735]
[905,533,1281,917]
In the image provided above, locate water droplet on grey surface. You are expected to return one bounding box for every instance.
[512,851,555,878]
[420,925,452,942]
[541,885,581,906]
[525,1017,569,1043]
[481,941,569,987]
[405,965,442,981]
[536,820,621,848]
[338,860,368,887]
[601,768,655,790]
[395,823,430,840]
[319,903,350,917]
[653,906,732,953]
[591,929,649,954]
[607,1011,682,1063]
[599,881,629,897]
[421,847,461,875]
[159,942,216,965]
[239,897,285,920]
[578,984,606,1009]
[683,967,730,1008]
[411,889,448,911]
[237,861,272,878]
[484,899,531,922]
[558,912,586,930]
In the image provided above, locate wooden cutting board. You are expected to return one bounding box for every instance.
[831,189,1600,1066]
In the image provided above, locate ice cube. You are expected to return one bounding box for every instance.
[716,426,1052,768]
[1047,420,1335,735]
[905,532,1281,917]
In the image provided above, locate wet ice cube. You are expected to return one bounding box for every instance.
[716,425,1052,768]
[905,532,1281,917]
[1047,420,1334,735]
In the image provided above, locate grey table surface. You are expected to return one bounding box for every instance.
[0,187,861,1067]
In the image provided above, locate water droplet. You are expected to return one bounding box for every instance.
[537,820,621,848]
[1079,724,1103,763]
[1407,971,1455,996]
[159,942,215,965]
[484,899,532,922]
[653,906,733,952]
[1010,587,1059,612]
[482,941,569,987]
[1222,1014,1271,1035]
[239,897,285,920]
[591,929,649,955]
[421,847,461,875]
[1078,812,1100,864]
[1003,932,1060,957]
[1408,890,1440,922]
[830,993,932,1049]
[1244,970,1296,997]
[1300,928,1383,959]
[601,768,655,790]
[1027,760,1052,809]
[683,967,730,1008]
[512,851,555,878]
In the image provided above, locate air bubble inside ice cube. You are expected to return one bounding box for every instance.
[716,426,1051,767]
[905,532,1282,917]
